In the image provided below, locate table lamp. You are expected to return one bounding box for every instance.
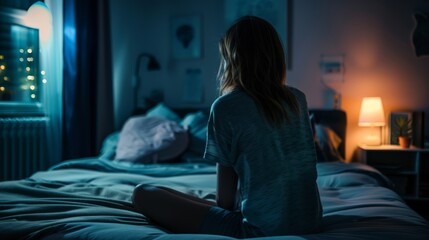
[133,53,160,109]
[359,97,385,146]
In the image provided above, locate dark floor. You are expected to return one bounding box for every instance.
[405,200,429,221]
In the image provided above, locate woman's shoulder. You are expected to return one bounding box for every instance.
[211,90,249,112]
[286,86,305,97]
[286,86,307,104]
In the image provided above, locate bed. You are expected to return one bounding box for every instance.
[0,104,428,240]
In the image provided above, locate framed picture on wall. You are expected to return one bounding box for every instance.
[171,15,201,59]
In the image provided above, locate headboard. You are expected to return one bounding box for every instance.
[309,109,347,159]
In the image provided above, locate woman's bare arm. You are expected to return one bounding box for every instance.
[216,163,238,211]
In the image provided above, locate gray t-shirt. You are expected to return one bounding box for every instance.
[204,87,322,236]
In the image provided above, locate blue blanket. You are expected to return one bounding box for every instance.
[0,160,428,240]
[50,157,217,176]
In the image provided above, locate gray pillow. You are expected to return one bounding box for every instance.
[180,111,208,155]
[145,103,181,123]
[115,116,188,163]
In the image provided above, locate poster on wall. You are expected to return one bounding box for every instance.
[320,54,345,82]
[171,15,201,59]
[224,0,290,68]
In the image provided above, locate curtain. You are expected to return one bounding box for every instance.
[63,0,113,160]
[43,0,63,167]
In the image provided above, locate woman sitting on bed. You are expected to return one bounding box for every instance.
[132,16,322,238]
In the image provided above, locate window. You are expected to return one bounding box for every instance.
[0,23,40,102]
[0,7,43,115]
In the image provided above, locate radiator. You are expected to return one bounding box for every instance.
[0,117,49,181]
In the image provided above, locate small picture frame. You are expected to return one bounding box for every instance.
[171,15,201,59]
[389,112,413,145]
[320,54,345,82]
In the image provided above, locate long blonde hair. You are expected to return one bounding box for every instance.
[218,16,299,127]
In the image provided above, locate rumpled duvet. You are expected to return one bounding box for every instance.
[0,159,428,240]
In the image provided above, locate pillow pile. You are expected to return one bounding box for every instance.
[110,103,210,164]
[107,104,344,164]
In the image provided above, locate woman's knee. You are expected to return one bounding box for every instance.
[132,184,158,210]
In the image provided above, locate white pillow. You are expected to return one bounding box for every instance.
[115,116,188,163]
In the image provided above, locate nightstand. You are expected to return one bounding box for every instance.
[356,145,429,201]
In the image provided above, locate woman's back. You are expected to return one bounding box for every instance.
[205,87,322,236]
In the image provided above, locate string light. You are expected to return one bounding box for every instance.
[31,93,36,99]
[27,57,34,62]
[27,48,33,53]
[0,65,5,70]
[19,49,24,53]
[19,58,24,62]
[0,86,5,91]
[27,75,35,81]
[41,70,45,75]
[26,67,31,72]
[0,55,4,60]
[42,79,47,84]
[3,76,8,81]
[30,85,35,90]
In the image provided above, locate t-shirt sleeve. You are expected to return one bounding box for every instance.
[203,105,233,167]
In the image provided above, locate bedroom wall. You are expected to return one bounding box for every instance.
[109,0,223,126]
[110,0,429,161]
[289,0,429,161]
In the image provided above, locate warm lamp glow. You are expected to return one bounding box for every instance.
[359,97,385,126]
[359,97,385,146]
[25,2,52,44]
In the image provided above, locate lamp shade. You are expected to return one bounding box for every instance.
[359,97,385,126]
